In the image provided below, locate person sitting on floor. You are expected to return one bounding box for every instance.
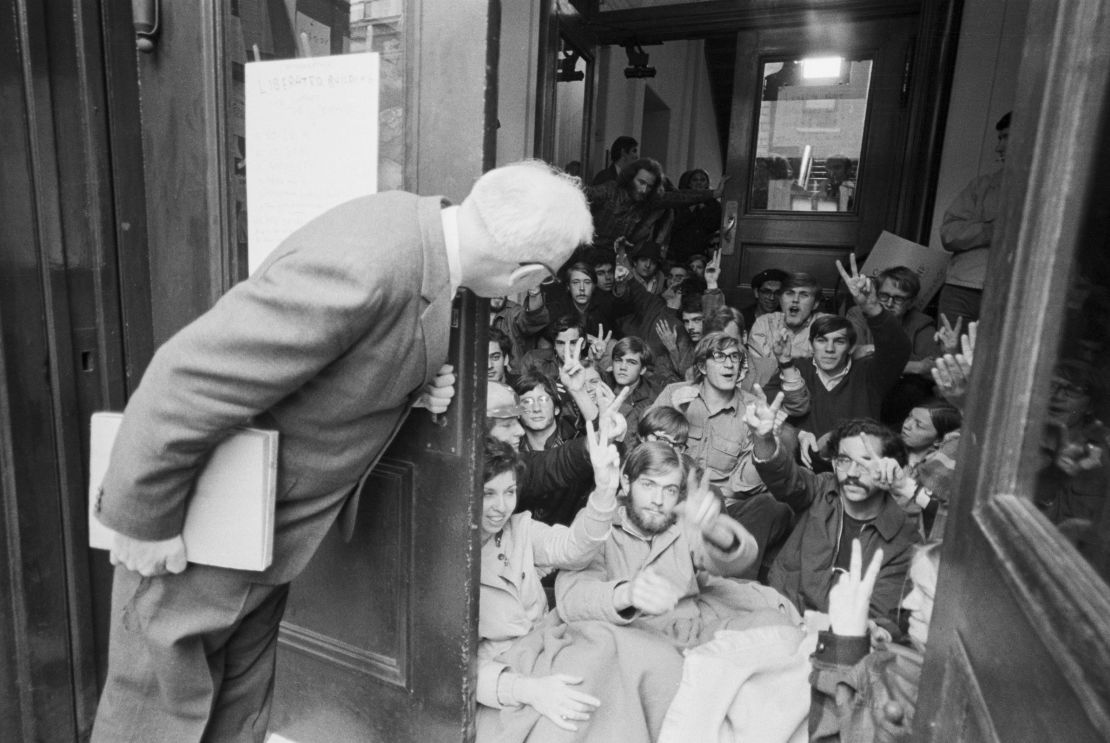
[809,539,943,742]
[555,441,799,648]
[476,427,618,738]
[795,256,912,469]
[746,390,921,638]
[747,271,831,361]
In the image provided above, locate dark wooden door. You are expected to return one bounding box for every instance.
[914,1,1110,740]
[719,15,918,307]
[126,1,499,741]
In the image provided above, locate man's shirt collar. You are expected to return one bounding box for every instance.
[441,205,462,296]
[814,358,852,390]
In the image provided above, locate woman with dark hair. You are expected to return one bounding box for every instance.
[476,430,619,737]
[669,168,723,263]
[897,401,963,539]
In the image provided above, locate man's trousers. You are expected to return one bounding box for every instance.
[91,564,290,742]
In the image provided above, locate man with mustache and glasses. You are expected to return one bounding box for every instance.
[746,392,921,639]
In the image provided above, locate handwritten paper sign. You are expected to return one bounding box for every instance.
[861,230,951,308]
[246,53,379,275]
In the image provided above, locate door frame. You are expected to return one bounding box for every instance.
[915,0,1110,739]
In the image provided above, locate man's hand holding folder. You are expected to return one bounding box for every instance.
[110,533,187,577]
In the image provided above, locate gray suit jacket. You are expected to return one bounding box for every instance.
[98,192,453,584]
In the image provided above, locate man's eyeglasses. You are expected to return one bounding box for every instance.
[710,350,742,365]
[1050,379,1089,398]
[758,288,784,298]
[520,394,553,407]
[877,292,911,306]
[832,454,873,473]
[634,477,681,499]
[650,433,687,453]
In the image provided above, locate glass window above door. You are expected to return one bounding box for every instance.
[750,57,873,212]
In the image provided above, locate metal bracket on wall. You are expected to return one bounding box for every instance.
[132,0,160,53]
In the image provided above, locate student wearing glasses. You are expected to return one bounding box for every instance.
[745,391,922,639]
[648,331,809,576]
[846,265,941,425]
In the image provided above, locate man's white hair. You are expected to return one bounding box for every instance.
[464,160,593,263]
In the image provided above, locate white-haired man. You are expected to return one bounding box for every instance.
[91,161,593,742]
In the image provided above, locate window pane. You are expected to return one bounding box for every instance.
[750,57,872,212]
[1029,233,1110,584]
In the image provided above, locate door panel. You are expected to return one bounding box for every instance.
[916,0,1110,739]
[721,16,915,306]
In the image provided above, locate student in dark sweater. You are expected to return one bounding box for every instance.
[795,255,912,468]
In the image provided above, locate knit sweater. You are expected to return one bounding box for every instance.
[797,309,911,437]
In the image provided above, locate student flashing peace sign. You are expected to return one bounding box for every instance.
[837,253,882,318]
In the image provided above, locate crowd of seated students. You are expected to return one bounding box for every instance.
[474,152,991,741]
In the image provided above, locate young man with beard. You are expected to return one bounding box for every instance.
[556,442,796,641]
[746,272,831,361]
[745,393,921,637]
[795,257,912,467]
[650,331,809,575]
[545,262,630,342]
[584,158,726,251]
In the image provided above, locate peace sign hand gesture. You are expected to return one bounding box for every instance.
[587,324,612,364]
[861,437,915,501]
[598,385,632,444]
[742,383,786,439]
[771,327,793,365]
[933,313,963,355]
[559,337,587,392]
[585,416,621,501]
[836,253,880,316]
[704,249,722,290]
[828,539,884,637]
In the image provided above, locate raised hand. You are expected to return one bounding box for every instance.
[933,313,963,355]
[587,323,613,363]
[836,253,879,315]
[598,385,632,443]
[515,674,601,732]
[682,468,724,540]
[585,416,621,498]
[110,533,187,577]
[962,320,977,366]
[655,319,678,354]
[559,338,587,392]
[742,383,785,439]
[932,352,972,409]
[771,327,793,365]
[712,174,732,199]
[798,430,820,468]
[827,538,884,637]
[862,436,915,501]
[704,249,721,290]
